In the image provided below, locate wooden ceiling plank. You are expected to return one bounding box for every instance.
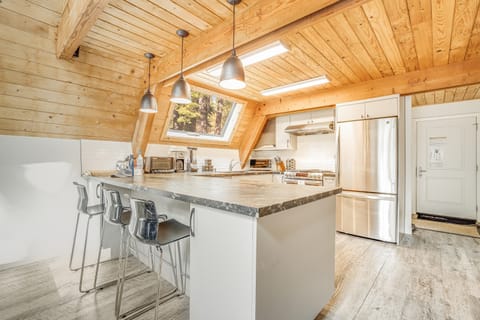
[0,0,60,26]
[444,87,456,103]
[126,0,204,35]
[87,29,146,57]
[147,0,212,31]
[99,12,177,51]
[362,0,407,74]
[0,39,144,89]
[56,0,109,59]
[344,6,394,77]
[449,0,480,63]
[103,5,179,45]
[475,85,480,99]
[172,0,223,26]
[416,92,427,106]
[289,32,351,86]
[453,85,468,101]
[108,0,183,40]
[0,23,55,54]
[82,36,146,61]
[258,57,480,115]
[151,0,343,83]
[1,54,140,97]
[411,94,419,106]
[26,0,66,14]
[424,91,435,105]
[382,0,419,72]
[434,89,445,104]
[94,19,171,56]
[327,14,383,79]
[0,7,53,40]
[432,0,455,66]
[465,8,480,59]
[463,84,480,100]
[406,0,433,69]
[80,44,144,68]
[0,81,136,116]
[314,20,372,81]
[0,94,136,124]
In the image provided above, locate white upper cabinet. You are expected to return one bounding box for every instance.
[275,116,296,150]
[337,96,399,122]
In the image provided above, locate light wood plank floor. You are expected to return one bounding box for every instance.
[1,229,479,320]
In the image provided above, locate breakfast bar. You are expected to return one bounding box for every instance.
[86,173,341,320]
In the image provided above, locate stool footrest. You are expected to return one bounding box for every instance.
[119,288,180,320]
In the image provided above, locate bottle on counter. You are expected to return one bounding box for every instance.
[134,150,144,176]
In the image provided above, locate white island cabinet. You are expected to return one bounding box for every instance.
[87,174,340,320]
[190,197,336,320]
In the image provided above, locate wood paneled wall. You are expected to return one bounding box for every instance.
[0,0,144,141]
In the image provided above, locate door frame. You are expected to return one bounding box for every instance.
[411,113,479,223]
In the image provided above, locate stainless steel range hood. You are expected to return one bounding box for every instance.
[284,121,335,136]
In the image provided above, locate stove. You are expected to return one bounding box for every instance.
[283,170,336,187]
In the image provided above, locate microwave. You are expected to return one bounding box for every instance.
[249,158,273,170]
[144,157,175,173]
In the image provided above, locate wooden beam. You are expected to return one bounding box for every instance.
[258,58,480,116]
[151,0,369,84]
[239,112,268,168]
[56,0,109,59]
[131,84,160,157]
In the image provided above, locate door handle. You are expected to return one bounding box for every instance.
[417,167,427,177]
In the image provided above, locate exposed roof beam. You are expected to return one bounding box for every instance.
[258,58,480,116]
[151,0,363,85]
[56,0,109,59]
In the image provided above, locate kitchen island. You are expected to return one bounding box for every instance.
[86,173,341,320]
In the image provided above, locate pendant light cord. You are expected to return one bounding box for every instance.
[181,36,184,77]
[147,57,151,93]
[232,2,236,56]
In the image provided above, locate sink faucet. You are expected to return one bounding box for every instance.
[229,159,240,172]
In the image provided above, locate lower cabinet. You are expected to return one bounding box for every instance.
[189,205,256,320]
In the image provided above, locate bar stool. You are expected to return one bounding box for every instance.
[70,181,105,293]
[116,198,190,320]
[92,189,150,294]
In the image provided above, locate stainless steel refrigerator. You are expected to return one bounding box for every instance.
[336,117,398,243]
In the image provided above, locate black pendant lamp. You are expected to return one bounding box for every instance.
[219,0,246,90]
[140,53,158,113]
[171,29,192,104]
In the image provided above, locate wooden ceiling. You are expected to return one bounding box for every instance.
[412,83,480,107]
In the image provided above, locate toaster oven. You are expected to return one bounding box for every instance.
[144,157,175,173]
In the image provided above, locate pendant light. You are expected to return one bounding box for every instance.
[219,0,246,90]
[170,29,192,104]
[140,53,158,113]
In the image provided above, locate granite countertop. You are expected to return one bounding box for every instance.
[85,173,341,218]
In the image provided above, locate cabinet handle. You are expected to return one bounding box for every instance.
[189,208,196,237]
[366,114,370,118]
[360,114,364,119]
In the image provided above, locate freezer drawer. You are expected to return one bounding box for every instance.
[336,191,397,243]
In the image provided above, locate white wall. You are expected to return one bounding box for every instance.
[0,135,241,266]
[252,109,336,171]
[409,99,480,223]
[0,135,81,265]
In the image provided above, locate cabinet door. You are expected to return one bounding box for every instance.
[365,98,398,119]
[189,205,256,320]
[275,116,296,149]
[336,103,365,122]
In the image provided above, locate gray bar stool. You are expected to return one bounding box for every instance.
[116,198,190,320]
[92,189,150,294]
[70,181,105,293]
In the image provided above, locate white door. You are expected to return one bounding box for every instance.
[416,117,477,219]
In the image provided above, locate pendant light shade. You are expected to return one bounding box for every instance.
[170,29,191,104]
[140,53,158,113]
[219,0,245,90]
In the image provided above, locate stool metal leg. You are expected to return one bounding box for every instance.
[168,244,179,289]
[154,246,164,320]
[115,227,128,319]
[79,215,92,293]
[93,217,106,289]
[69,211,81,271]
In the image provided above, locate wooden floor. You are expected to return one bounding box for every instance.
[1,229,479,320]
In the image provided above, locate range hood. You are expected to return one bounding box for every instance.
[284,121,335,136]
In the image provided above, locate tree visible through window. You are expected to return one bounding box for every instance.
[168,89,241,139]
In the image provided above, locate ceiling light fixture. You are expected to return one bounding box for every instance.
[140,53,158,113]
[170,29,192,104]
[219,0,245,90]
[261,75,331,96]
[207,41,289,77]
